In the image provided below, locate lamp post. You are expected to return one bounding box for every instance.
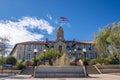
[34,49,37,68]
[82,48,88,76]
[74,49,77,65]
[69,50,71,58]
[43,49,46,65]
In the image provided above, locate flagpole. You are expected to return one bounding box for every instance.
[60,17,62,26]
[59,17,68,26]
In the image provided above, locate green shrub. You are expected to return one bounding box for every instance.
[0,57,6,65]
[31,57,40,66]
[94,55,104,64]
[104,54,119,64]
[25,60,34,66]
[111,52,120,64]
[83,57,90,65]
[17,60,26,70]
[110,57,119,64]
[104,55,112,64]
[6,56,17,65]
[94,54,120,65]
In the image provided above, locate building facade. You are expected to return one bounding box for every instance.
[10,26,97,61]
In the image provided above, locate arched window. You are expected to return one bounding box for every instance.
[59,45,62,53]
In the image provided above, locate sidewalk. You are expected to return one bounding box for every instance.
[0,74,120,80]
[8,75,32,79]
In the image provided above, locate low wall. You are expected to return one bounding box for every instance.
[34,66,85,78]
[0,70,21,74]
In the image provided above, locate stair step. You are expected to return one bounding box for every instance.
[20,66,34,75]
[97,65,120,74]
[86,66,100,74]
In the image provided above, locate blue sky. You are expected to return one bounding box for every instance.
[0,0,120,45]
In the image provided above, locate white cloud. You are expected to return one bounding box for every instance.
[0,16,54,46]
[55,20,58,24]
[49,16,52,20]
[46,14,52,20]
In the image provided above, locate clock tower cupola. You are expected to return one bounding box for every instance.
[56,26,64,41]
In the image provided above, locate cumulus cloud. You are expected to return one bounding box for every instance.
[0,16,54,46]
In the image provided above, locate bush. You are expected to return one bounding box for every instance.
[103,55,112,64]
[111,53,120,64]
[25,60,34,66]
[83,58,90,65]
[6,56,17,65]
[31,57,40,66]
[0,57,6,65]
[94,55,104,64]
[110,57,119,64]
[17,60,26,70]
[94,54,120,65]
[89,59,95,65]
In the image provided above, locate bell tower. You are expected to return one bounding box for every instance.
[56,26,64,41]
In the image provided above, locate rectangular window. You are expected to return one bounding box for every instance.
[27,45,32,51]
[34,45,37,49]
[89,47,92,50]
[77,46,82,50]
[51,45,54,48]
[27,53,32,60]
[88,53,94,59]
[89,45,93,50]
[51,44,54,48]
[39,45,43,51]
[66,46,70,50]
[85,45,89,50]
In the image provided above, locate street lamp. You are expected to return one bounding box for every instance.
[34,49,37,68]
[82,48,88,76]
[43,49,46,65]
[74,49,77,65]
[69,50,71,58]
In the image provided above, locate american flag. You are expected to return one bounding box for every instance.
[60,17,69,21]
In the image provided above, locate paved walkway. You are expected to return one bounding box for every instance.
[0,74,120,80]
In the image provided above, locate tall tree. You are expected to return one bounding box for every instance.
[0,36,10,57]
[0,36,11,66]
[94,22,120,63]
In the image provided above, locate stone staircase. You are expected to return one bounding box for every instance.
[86,65,100,74]
[96,65,120,74]
[34,66,85,78]
[20,66,34,75]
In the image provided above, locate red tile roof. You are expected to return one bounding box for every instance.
[17,41,45,45]
[17,40,94,45]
